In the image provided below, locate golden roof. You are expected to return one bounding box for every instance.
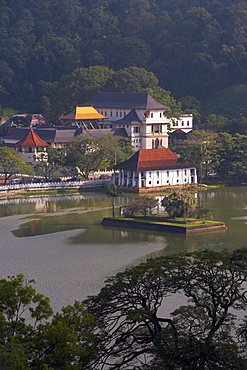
[75,106,107,120]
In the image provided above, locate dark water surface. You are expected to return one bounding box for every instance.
[0,188,246,311]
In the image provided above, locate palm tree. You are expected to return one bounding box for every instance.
[106,184,122,217]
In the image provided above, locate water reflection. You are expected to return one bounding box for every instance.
[0,188,246,311]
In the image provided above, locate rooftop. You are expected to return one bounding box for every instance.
[81,92,170,110]
[114,148,196,171]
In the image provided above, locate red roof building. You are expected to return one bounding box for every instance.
[15,129,49,164]
[15,129,49,148]
[114,148,197,191]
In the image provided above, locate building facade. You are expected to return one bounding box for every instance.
[81,92,193,151]
[114,148,197,190]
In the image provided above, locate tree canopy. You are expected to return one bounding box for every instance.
[85,248,247,369]
[0,147,33,182]
[2,249,247,368]
[1,0,247,122]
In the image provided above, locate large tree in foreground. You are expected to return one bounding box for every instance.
[0,274,97,369]
[0,147,33,183]
[85,249,247,369]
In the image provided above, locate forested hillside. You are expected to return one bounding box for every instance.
[0,0,247,122]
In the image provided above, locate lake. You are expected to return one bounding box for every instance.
[0,187,246,312]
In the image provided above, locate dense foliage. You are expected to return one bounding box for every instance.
[0,274,97,368]
[122,196,159,216]
[4,249,247,369]
[1,0,247,121]
[172,130,247,179]
[161,191,197,218]
[0,147,33,182]
[85,248,247,369]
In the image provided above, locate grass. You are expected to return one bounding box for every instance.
[113,215,223,228]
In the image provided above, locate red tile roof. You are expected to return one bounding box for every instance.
[15,129,49,147]
[114,148,196,171]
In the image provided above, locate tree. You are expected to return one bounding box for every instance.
[106,184,122,217]
[122,196,158,216]
[161,191,197,218]
[0,274,52,368]
[0,60,14,92]
[211,132,235,178]
[97,134,131,170]
[50,66,114,122]
[0,274,97,369]
[106,67,158,92]
[30,302,97,369]
[33,147,66,180]
[185,130,217,178]
[65,135,101,179]
[0,147,33,183]
[85,249,247,369]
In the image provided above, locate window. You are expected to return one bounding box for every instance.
[160,112,162,118]
[116,112,118,117]
[157,180,159,184]
[182,121,184,126]
[133,126,140,133]
[157,171,159,178]
[105,111,107,116]
[110,111,112,117]
[151,113,153,118]
[120,112,122,117]
[149,172,152,178]
[177,170,179,177]
[184,169,187,175]
[191,169,195,175]
[167,171,169,177]
[187,121,190,126]
[149,181,152,185]
[167,180,169,184]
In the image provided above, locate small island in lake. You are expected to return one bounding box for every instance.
[101,215,227,235]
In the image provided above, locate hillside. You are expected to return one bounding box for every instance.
[201,85,247,118]
[0,0,247,120]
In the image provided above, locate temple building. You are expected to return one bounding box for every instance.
[114,148,197,191]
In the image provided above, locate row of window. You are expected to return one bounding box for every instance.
[99,110,167,119]
[148,179,188,185]
[173,121,191,127]
[100,110,127,118]
[144,112,163,118]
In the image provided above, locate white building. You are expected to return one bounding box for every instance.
[81,92,193,151]
[114,148,197,191]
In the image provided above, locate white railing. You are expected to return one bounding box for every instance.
[0,179,113,192]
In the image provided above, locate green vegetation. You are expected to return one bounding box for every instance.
[1,0,247,125]
[106,184,122,217]
[0,274,96,369]
[161,191,197,218]
[3,249,247,368]
[122,196,159,216]
[85,248,247,369]
[0,147,33,183]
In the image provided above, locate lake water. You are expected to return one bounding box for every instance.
[0,188,246,312]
